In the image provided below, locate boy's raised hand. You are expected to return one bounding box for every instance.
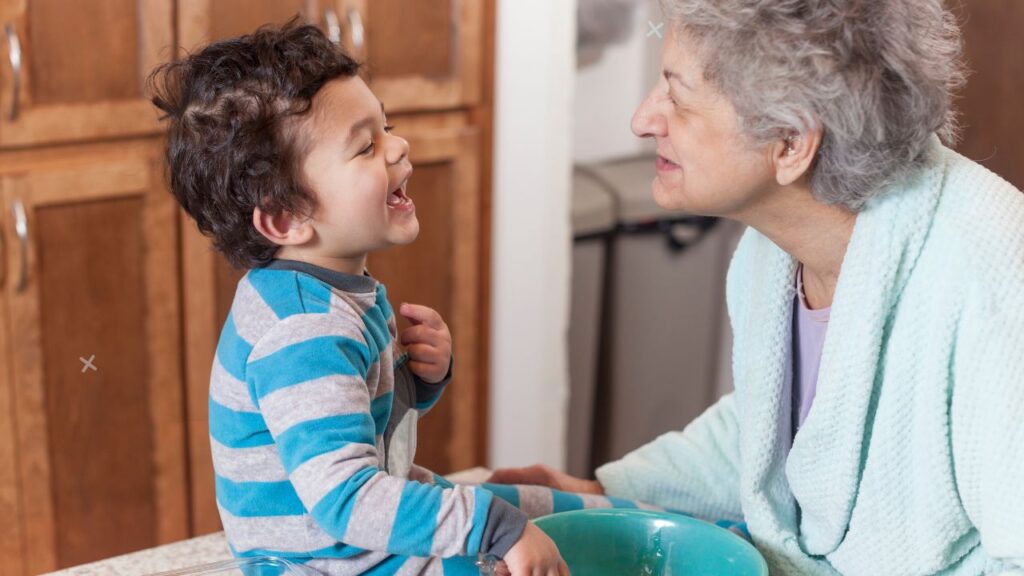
[399,303,452,384]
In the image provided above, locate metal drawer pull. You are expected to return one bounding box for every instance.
[347,7,365,59]
[324,8,342,44]
[12,199,27,292]
[4,23,21,122]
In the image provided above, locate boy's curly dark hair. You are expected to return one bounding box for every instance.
[149,18,361,268]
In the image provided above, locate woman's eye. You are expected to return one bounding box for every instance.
[360,142,375,155]
[384,124,395,133]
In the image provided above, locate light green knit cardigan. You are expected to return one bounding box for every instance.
[596,138,1024,575]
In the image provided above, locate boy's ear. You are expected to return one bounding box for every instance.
[253,206,315,247]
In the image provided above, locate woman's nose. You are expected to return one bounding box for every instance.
[631,91,665,139]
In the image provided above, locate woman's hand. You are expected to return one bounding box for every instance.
[488,464,604,495]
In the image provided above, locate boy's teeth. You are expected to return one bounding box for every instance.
[387,190,404,206]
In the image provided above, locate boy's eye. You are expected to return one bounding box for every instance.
[357,125,395,156]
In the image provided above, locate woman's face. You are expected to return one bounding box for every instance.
[632,27,776,219]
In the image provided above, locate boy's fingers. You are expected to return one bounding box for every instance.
[401,328,451,353]
[406,344,446,365]
[408,360,444,379]
[400,325,435,345]
[399,303,445,330]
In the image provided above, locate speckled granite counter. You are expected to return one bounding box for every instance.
[40,468,493,575]
[40,532,232,576]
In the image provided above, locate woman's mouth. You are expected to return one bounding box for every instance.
[656,155,681,172]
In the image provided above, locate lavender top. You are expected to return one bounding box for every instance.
[792,265,831,435]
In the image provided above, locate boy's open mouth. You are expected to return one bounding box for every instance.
[387,184,413,209]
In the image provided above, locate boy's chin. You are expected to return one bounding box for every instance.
[389,221,420,246]
[385,230,419,247]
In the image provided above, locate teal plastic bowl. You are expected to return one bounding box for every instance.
[534,509,768,576]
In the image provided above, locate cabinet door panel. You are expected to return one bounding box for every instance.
[366,0,453,78]
[0,273,24,576]
[210,0,314,40]
[956,0,1024,190]
[178,0,482,112]
[178,0,317,52]
[36,197,157,566]
[0,141,186,573]
[328,0,482,112]
[0,0,173,147]
[27,0,139,105]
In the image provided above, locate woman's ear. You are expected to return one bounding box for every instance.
[252,206,315,247]
[773,128,823,187]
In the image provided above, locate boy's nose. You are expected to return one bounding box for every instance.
[386,135,410,165]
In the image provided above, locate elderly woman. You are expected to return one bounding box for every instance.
[492,0,1024,574]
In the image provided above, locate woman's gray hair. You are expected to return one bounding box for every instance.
[660,0,967,210]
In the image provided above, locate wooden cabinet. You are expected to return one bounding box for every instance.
[956,0,1024,190]
[0,0,173,148]
[0,0,495,571]
[327,0,483,111]
[0,140,188,574]
[175,0,481,112]
[0,281,24,576]
[177,0,319,53]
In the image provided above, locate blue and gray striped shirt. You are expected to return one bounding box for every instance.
[210,259,655,575]
[210,260,532,574]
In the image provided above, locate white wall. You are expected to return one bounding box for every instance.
[488,0,578,469]
[573,0,662,163]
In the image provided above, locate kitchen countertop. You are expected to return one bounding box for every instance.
[40,468,492,576]
[40,533,232,576]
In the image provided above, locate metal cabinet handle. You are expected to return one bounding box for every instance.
[323,8,342,44]
[347,7,365,59]
[12,199,27,292]
[4,23,21,122]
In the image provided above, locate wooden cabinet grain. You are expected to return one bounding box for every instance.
[177,0,319,53]
[327,0,483,111]
[956,0,1024,190]
[0,0,173,148]
[0,140,188,574]
[176,0,482,112]
[0,0,495,571]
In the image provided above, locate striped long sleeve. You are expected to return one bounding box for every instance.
[210,263,527,573]
[247,313,521,559]
[412,366,449,416]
